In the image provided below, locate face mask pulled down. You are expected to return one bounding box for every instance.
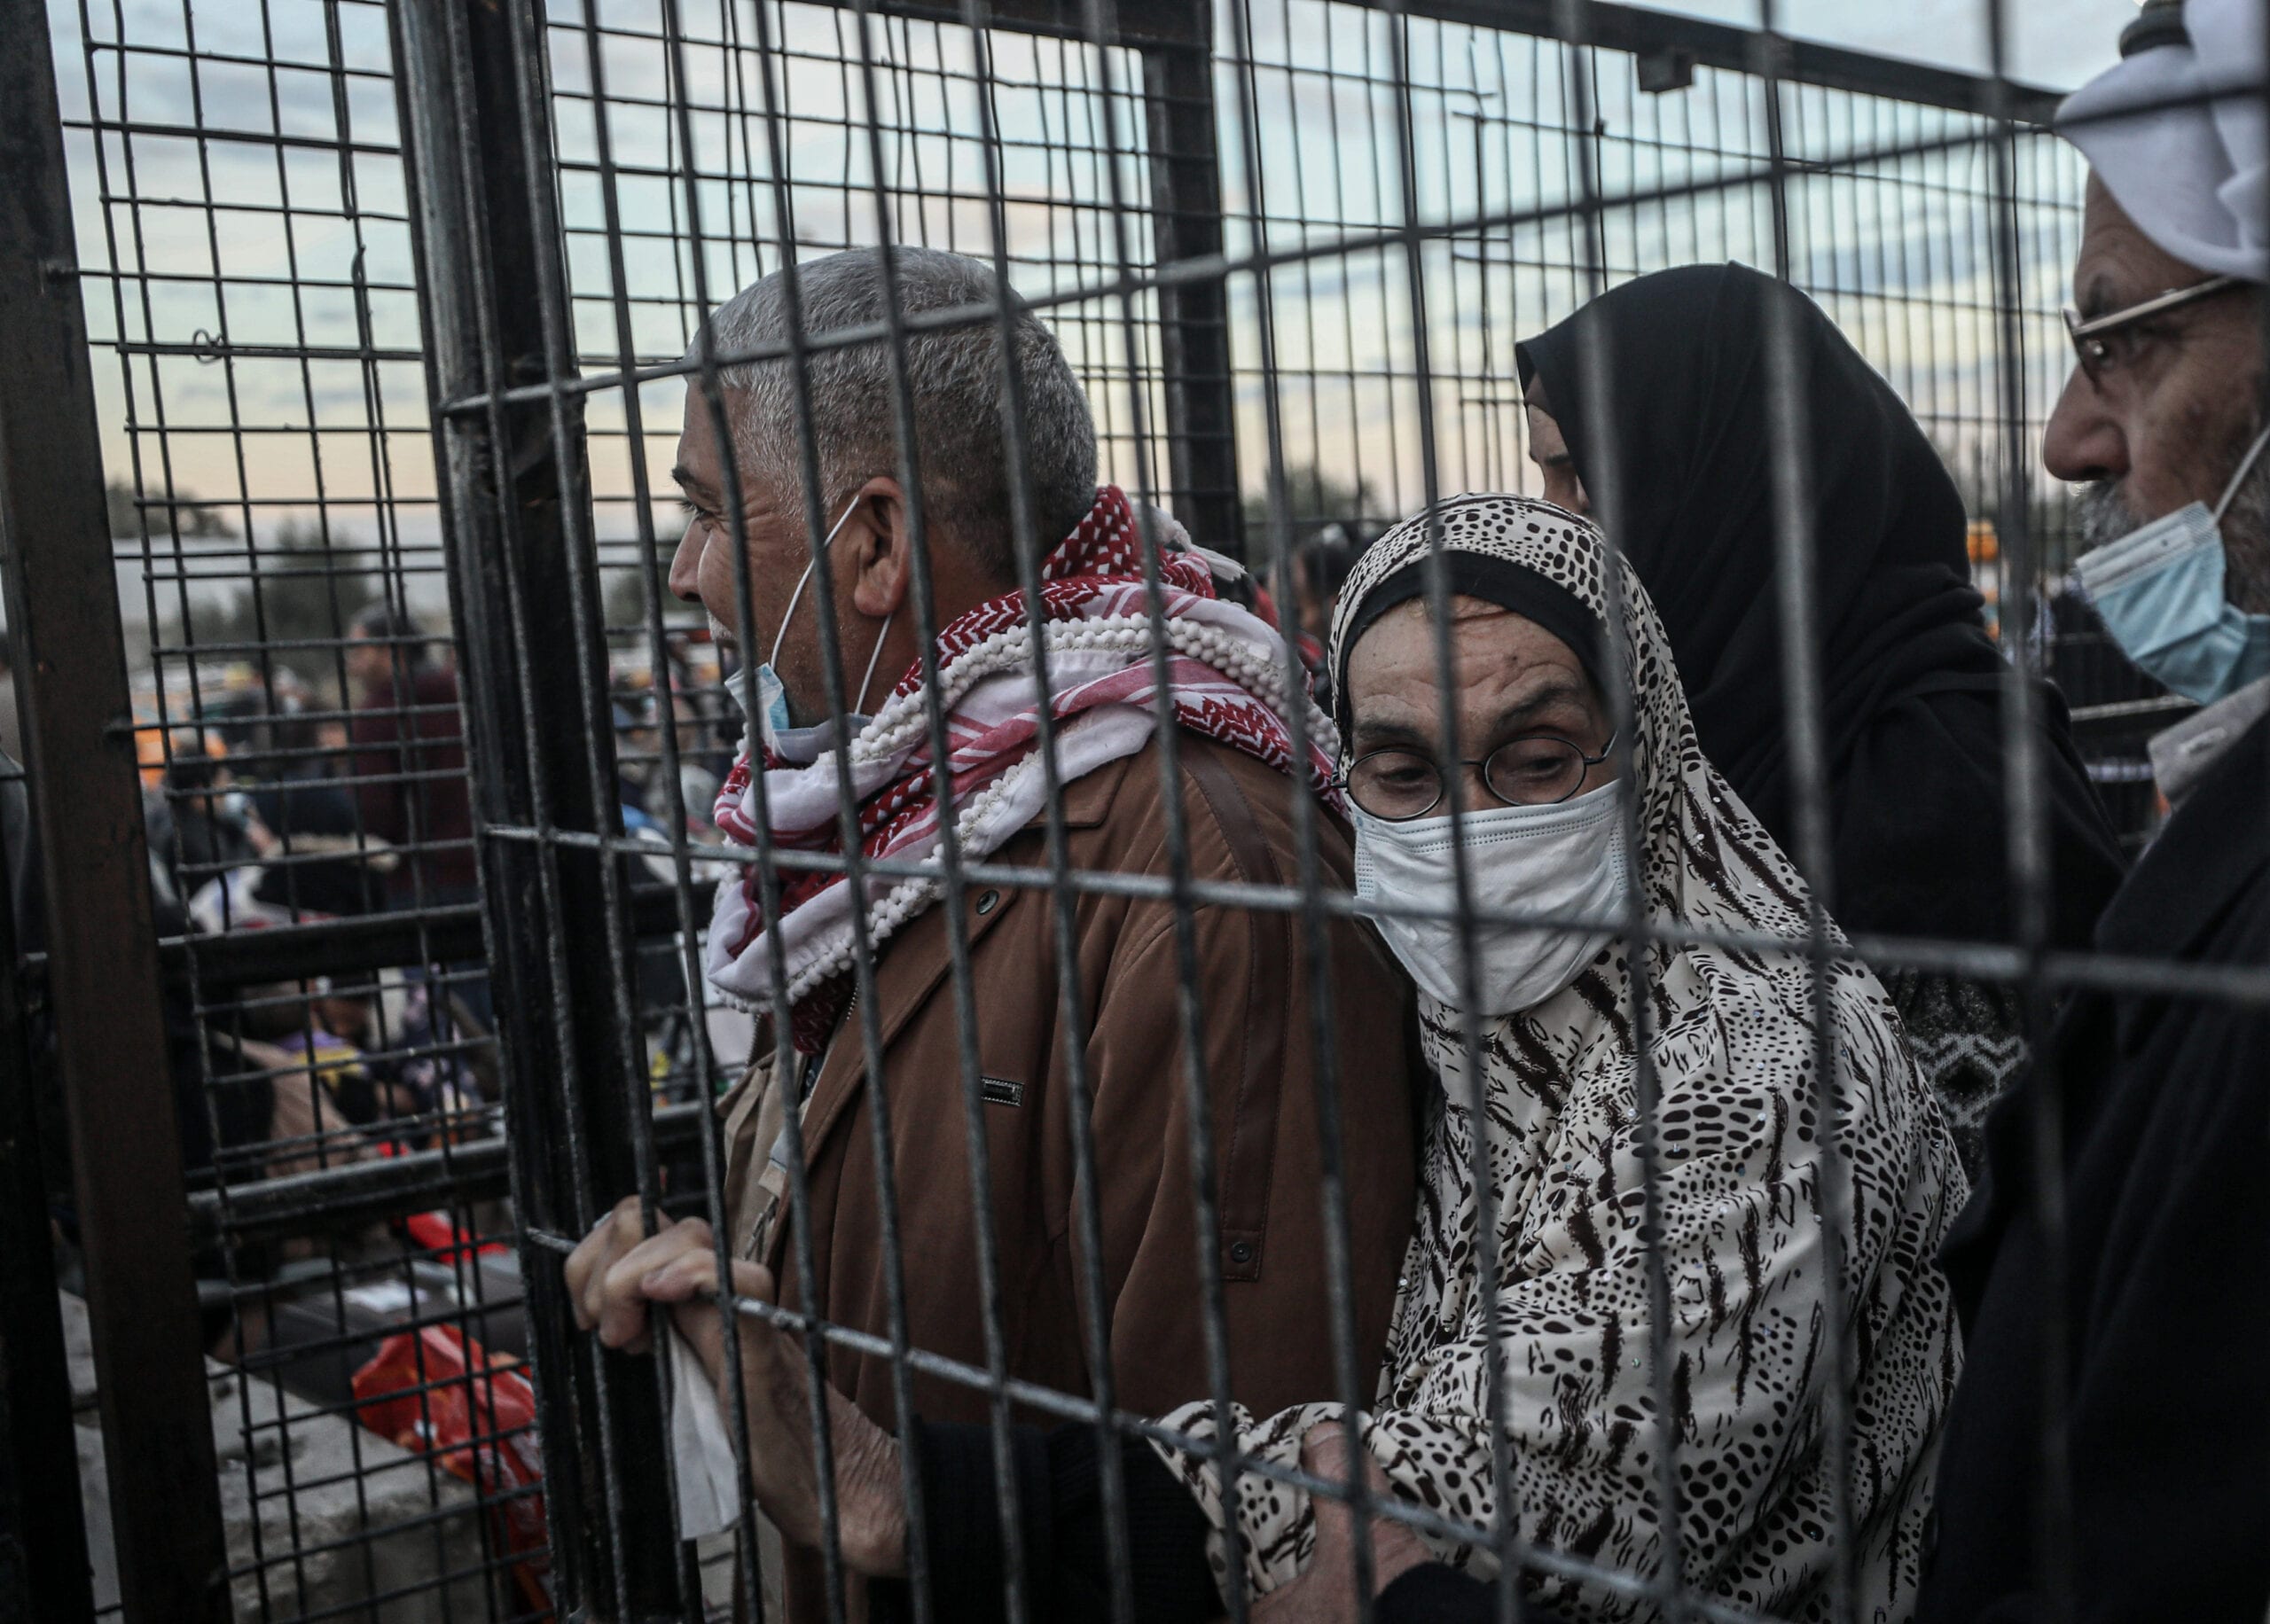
[2077,424,2270,706]
[1352,780,1629,1017]
[736,497,896,765]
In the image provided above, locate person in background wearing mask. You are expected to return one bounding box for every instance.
[1516,264,2126,1178]
[1918,2,2270,1618]
[149,747,264,904]
[564,246,1415,1623]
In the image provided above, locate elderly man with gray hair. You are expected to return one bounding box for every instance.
[1919,2,2270,1619]
[566,246,1416,1620]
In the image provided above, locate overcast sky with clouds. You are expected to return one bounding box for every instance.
[1648,0,2138,90]
[49,0,2141,644]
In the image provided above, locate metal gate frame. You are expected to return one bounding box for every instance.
[0,0,229,1614]
[0,0,2071,1614]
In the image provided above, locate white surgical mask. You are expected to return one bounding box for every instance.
[2076,423,2270,706]
[1352,780,1629,1016]
[742,496,896,762]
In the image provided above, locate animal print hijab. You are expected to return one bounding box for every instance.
[1157,496,1965,1621]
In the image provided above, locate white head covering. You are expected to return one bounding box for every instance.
[2059,0,2270,281]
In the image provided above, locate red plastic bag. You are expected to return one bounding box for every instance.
[353,1324,552,1615]
[398,1206,509,1263]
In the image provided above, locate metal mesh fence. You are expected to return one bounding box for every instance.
[27,0,533,1615]
[3,0,2256,1619]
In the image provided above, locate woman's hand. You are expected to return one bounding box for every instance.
[1250,1424,1433,1622]
[564,1197,908,1575]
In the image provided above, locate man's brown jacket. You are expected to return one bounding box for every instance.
[717,733,1417,1618]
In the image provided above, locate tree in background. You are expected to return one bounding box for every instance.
[197,516,383,690]
[107,477,234,540]
[1240,464,1383,647]
[1242,462,1384,546]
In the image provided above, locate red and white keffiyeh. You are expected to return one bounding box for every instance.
[707,485,1340,1051]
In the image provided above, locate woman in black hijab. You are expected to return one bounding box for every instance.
[1516,262,2125,1175]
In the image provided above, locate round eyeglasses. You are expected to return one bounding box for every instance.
[2063,274,2243,387]
[1337,731,1616,821]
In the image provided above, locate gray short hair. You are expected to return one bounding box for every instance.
[697,246,1098,581]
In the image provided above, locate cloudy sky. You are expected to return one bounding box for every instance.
[51,0,2141,644]
[1653,0,2137,89]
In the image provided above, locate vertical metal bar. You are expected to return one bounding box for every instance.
[500,0,707,1613]
[1075,4,1260,1617]
[0,772,97,1624]
[948,21,1065,1624]
[1544,12,1692,1620]
[0,2,231,1618]
[941,20,1146,1624]
[1977,0,2068,1616]
[830,9,1042,1620]
[1747,19,1864,1624]
[567,3,768,1611]
[1213,2,1382,1619]
[655,0,862,1606]
[1363,3,1538,1613]
[385,0,682,1614]
[1142,0,1247,559]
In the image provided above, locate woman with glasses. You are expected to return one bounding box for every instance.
[1515,263,2126,1175]
[1158,494,1964,1622]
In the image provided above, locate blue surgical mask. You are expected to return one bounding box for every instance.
[742,497,896,763]
[2077,424,2270,706]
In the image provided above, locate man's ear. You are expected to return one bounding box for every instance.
[845,477,911,619]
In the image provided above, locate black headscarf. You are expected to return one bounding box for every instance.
[1516,262,2124,949]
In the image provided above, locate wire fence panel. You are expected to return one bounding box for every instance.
[415,3,2085,1618]
[1217,12,2082,622]
[27,0,560,1614]
[5,0,2253,1620]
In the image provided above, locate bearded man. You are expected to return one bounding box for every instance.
[568,246,1414,1621]
[1920,2,2270,1618]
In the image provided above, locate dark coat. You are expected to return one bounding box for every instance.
[350,665,475,903]
[1515,264,2125,956]
[1916,712,2270,1623]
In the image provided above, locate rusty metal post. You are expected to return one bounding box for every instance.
[0,0,230,1619]
[387,0,685,1614]
[1140,0,1247,556]
[0,760,98,1624]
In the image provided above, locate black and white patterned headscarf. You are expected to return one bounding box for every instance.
[1158,495,1966,1622]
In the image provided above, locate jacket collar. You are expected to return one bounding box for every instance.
[2101,705,2270,964]
[816,748,1131,1080]
[761,748,1147,1267]
[2149,675,2270,808]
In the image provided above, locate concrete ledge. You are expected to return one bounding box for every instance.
[64,1292,496,1622]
